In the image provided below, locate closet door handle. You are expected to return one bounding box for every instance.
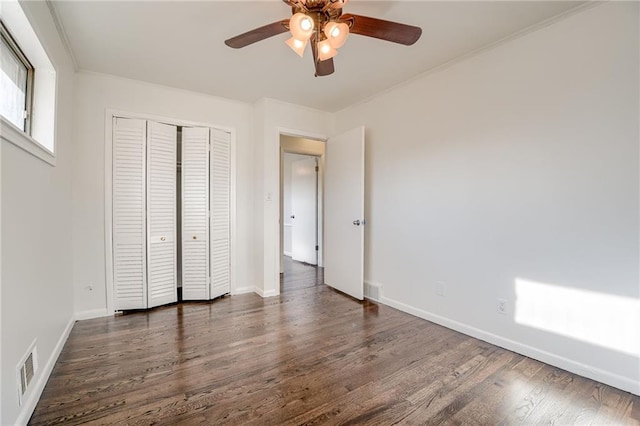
[192,236,197,240]
[160,237,166,241]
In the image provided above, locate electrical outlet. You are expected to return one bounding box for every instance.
[497,298,507,315]
[435,281,446,297]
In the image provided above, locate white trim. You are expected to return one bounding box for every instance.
[104,114,115,314]
[74,309,110,321]
[232,286,257,296]
[379,294,640,396]
[104,109,238,314]
[78,70,250,109]
[229,129,238,297]
[45,1,78,71]
[283,251,292,257]
[334,2,600,115]
[255,287,278,298]
[1,117,55,166]
[14,316,74,426]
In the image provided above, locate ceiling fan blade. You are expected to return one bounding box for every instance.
[316,58,335,77]
[341,14,422,46]
[311,35,335,77]
[225,20,289,49]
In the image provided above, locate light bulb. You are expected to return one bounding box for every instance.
[318,39,338,61]
[324,22,349,48]
[286,37,307,58]
[290,13,314,41]
[301,18,313,31]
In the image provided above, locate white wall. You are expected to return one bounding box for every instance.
[254,99,332,297]
[334,2,639,394]
[1,2,76,424]
[72,72,256,315]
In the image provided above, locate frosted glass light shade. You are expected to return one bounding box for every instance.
[290,13,314,41]
[286,37,307,58]
[318,39,338,61]
[324,22,349,48]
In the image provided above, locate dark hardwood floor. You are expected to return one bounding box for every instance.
[30,258,639,425]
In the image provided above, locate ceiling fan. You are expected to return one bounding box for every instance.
[224,0,422,77]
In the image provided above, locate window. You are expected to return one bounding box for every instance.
[1,20,33,133]
[0,0,57,164]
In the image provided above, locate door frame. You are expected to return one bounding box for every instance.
[104,109,237,315]
[269,128,327,296]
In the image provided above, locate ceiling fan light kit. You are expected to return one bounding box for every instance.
[290,12,315,40]
[224,0,422,77]
[318,39,338,61]
[286,36,308,58]
[324,21,349,48]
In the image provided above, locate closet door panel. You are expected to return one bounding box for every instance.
[210,129,231,298]
[113,117,147,310]
[182,127,210,300]
[147,121,178,308]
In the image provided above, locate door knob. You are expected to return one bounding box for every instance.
[193,236,197,240]
[353,220,360,226]
[291,215,295,219]
[160,237,166,241]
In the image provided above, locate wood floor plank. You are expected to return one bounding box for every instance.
[29,258,640,425]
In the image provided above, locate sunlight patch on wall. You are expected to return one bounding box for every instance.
[515,278,640,357]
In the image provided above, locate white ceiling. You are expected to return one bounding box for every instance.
[52,1,585,112]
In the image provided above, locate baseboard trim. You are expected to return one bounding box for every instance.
[380,295,640,396]
[15,315,75,425]
[255,287,278,298]
[283,251,292,257]
[74,309,111,321]
[232,286,257,295]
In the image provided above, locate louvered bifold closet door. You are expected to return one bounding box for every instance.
[182,127,210,300]
[147,121,178,308]
[210,129,231,298]
[113,118,148,310]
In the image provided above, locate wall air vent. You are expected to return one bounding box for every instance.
[17,341,38,406]
[365,282,381,301]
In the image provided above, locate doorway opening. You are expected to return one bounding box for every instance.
[279,135,325,293]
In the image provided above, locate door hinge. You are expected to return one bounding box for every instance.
[315,245,319,251]
[315,166,319,172]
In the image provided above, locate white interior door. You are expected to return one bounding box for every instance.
[147,121,178,308]
[210,129,231,299]
[291,157,318,265]
[113,117,148,310]
[324,126,365,300]
[182,126,210,300]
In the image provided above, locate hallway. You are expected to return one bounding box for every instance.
[280,256,324,293]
